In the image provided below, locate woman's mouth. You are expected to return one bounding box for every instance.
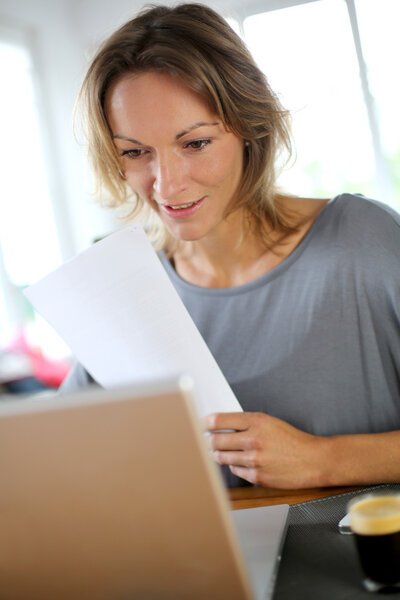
[169,202,196,210]
[160,197,205,218]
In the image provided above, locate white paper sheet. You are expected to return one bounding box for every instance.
[24,224,242,417]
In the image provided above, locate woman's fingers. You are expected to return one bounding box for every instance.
[204,411,261,453]
[204,410,324,488]
[209,431,256,452]
[203,411,256,432]
[212,449,262,468]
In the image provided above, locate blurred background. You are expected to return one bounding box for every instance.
[0,0,399,393]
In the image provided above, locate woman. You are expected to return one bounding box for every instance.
[62,3,400,489]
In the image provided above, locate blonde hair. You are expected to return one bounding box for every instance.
[77,3,293,250]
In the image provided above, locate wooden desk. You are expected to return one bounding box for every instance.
[229,485,362,510]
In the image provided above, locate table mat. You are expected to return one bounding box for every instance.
[273,483,400,599]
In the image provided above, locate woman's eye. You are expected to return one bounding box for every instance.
[186,139,211,151]
[121,149,146,159]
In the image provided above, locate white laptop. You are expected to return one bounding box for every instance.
[0,377,288,600]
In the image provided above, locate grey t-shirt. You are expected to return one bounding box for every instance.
[60,194,400,486]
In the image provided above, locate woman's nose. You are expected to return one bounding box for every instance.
[152,153,186,201]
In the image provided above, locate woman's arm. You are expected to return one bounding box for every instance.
[204,412,400,489]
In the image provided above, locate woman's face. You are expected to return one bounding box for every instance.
[106,71,244,242]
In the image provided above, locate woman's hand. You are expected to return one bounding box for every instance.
[203,411,327,489]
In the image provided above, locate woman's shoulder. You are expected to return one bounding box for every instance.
[278,192,400,236]
[324,194,400,275]
[279,192,400,252]
[320,193,399,245]
[329,193,400,227]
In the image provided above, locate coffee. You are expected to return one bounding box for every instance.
[348,495,400,588]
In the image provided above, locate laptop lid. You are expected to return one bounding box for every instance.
[0,378,287,599]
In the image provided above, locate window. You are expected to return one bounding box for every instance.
[237,0,399,209]
[0,31,64,356]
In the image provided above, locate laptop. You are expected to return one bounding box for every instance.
[0,377,288,600]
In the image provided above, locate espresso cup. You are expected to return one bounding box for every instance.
[348,493,400,592]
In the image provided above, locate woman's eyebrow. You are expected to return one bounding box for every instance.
[113,133,143,144]
[175,121,220,140]
[112,121,220,145]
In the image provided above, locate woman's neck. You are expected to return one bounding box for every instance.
[173,209,267,287]
[171,196,329,288]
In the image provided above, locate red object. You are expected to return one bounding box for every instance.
[4,330,71,388]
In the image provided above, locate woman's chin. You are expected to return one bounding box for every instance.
[164,222,207,243]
